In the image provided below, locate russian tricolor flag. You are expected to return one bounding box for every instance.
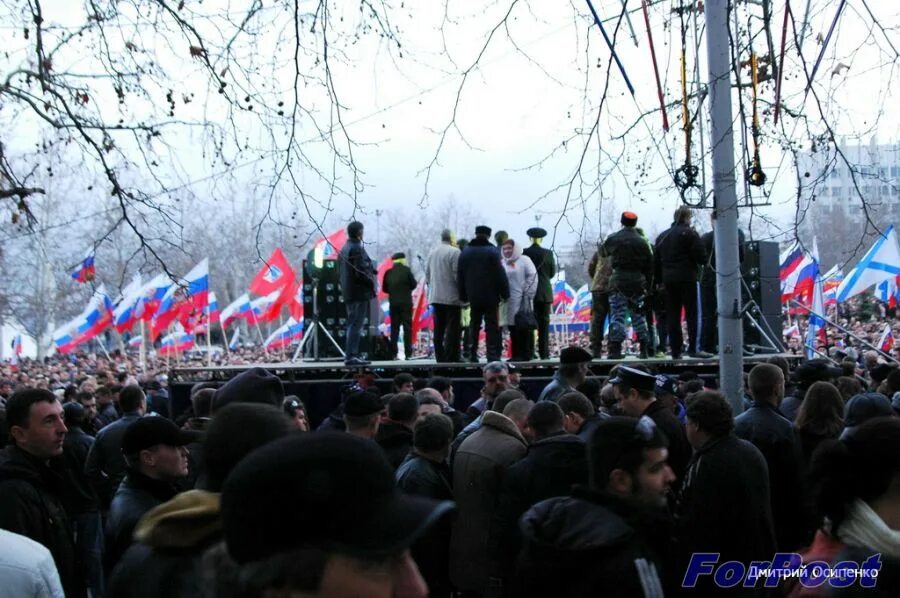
[220,293,252,329]
[552,272,575,311]
[158,331,194,356]
[52,285,115,353]
[71,249,96,283]
[879,325,895,352]
[264,317,304,349]
[153,259,209,334]
[113,275,143,333]
[127,335,143,349]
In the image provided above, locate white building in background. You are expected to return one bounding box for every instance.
[797,137,900,221]
[0,321,38,360]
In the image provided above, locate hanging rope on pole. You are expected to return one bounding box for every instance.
[641,0,668,132]
[674,46,701,206]
[773,0,791,125]
[747,52,767,187]
[584,0,636,96]
[804,0,847,96]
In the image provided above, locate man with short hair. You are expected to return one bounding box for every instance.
[0,389,81,598]
[513,416,675,597]
[422,378,465,434]
[393,372,416,394]
[426,229,463,362]
[75,391,100,436]
[85,384,147,510]
[383,252,419,360]
[654,206,709,358]
[450,398,531,594]
[105,416,197,572]
[676,391,776,589]
[611,365,691,480]
[342,391,384,440]
[465,361,509,422]
[735,363,810,551]
[538,346,592,403]
[376,393,418,469]
[94,385,118,429]
[208,433,453,598]
[396,413,455,598]
[558,390,607,441]
[339,220,377,366]
[496,402,587,582]
[458,225,510,363]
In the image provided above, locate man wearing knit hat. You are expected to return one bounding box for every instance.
[599,212,653,359]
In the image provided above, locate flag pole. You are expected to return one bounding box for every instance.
[206,324,212,368]
[253,317,268,357]
[790,299,897,363]
[139,320,147,374]
[220,320,230,355]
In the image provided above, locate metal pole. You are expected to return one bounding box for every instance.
[704,0,745,414]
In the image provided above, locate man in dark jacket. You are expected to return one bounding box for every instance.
[611,366,692,481]
[513,416,676,597]
[523,227,557,360]
[338,220,377,366]
[601,211,653,359]
[105,416,197,573]
[676,391,776,592]
[62,402,104,598]
[382,252,418,359]
[458,225,510,362]
[85,384,146,510]
[559,391,608,441]
[654,206,709,359]
[538,345,591,403]
[734,363,810,551]
[396,413,455,598]
[375,393,417,469]
[496,402,587,582]
[699,211,745,353]
[0,389,82,598]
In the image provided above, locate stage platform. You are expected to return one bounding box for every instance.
[169,353,801,427]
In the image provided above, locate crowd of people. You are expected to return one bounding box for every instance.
[1,343,899,597]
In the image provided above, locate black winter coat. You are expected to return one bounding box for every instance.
[576,413,609,442]
[338,238,376,303]
[105,469,180,573]
[734,401,811,551]
[382,263,417,307]
[601,227,653,295]
[458,237,510,307]
[675,433,776,591]
[654,222,706,284]
[85,412,143,509]
[496,433,587,579]
[0,445,82,598]
[375,421,414,470]
[62,426,99,515]
[513,489,671,597]
[699,228,745,286]
[642,400,691,481]
[522,244,556,303]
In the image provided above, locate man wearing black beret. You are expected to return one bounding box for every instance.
[523,227,557,360]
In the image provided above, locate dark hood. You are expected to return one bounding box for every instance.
[0,445,66,493]
[375,421,413,448]
[520,494,633,551]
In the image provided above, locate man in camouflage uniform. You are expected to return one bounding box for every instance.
[600,211,652,359]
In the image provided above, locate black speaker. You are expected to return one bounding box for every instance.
[742,241,783,349]
[301,260,373,358]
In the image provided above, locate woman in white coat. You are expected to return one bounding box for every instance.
[500,238,538,361]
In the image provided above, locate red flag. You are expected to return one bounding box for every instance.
[249,248,296,296]
[377,258,394,300]
[411,281,428,342]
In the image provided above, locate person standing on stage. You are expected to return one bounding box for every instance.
[459,225,510,363]
[600,212,652,359]
[426,229,463,362]
[654,206,710,359]
[339,221,377,366]
[382,252,418,360]
[523,227,557,360]
[588,240,612,358]
[501,239,538,361]
[699,211,745,354]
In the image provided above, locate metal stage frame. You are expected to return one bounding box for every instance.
[169,354,803,428]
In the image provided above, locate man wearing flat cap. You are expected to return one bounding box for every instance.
[458,225,510,362]
[105,416,198,572]
[382,252,419,360]
[600,211,653,359]
[538,346,592,403]
[523,227,557,360]
[209,433,454,597]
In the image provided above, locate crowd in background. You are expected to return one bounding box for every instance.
[1,342,899,597]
